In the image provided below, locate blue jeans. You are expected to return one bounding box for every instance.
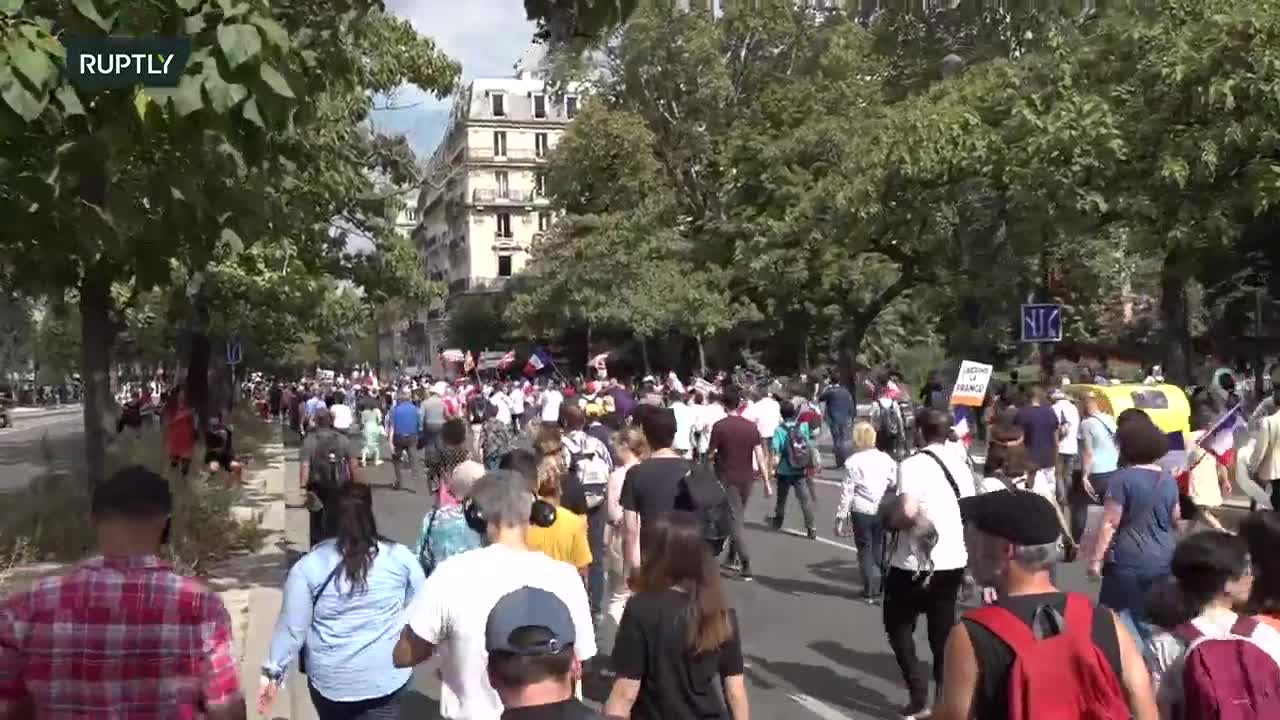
[1099,564,1168,620]
[586,505,606,617]
[828,419,851,467]
[309,683,405,720]
[850,511,884,598]
[772,474,815,532]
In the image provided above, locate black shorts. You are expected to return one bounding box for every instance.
[204,449,233,468]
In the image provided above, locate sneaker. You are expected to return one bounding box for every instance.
[806,528,818,540]
[740,564,753,582]
[898,703,932,719]
[721,560,742,573]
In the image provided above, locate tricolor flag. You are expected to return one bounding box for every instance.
[590,352,610,376]
[1201,403,1246,467]
[524,347,549,377]
[497,349,516,370]
[464,351,476,374]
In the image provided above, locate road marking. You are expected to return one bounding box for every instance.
[778,527,856,552]
[743,661,858,720]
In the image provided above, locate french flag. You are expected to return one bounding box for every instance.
[523,347,549,377]
[1202,403,1247,467]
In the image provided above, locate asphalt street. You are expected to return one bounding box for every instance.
[0,407,85,493]
[275,428,1103,720]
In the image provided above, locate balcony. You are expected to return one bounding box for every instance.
[472,188,530,204]
[468,147,543,162]
[493,234,523,252]
[446,276,510,295]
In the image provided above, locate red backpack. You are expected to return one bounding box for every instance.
[966,593,1130,720]
[1173,616,1280,720]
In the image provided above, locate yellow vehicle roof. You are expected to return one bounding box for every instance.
[1063,383,1190,434]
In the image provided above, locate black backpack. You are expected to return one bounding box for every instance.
[308,429,352,492]
[674,462,732,556]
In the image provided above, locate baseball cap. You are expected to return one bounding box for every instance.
[485,587,575,656]
[959,490,1062,546]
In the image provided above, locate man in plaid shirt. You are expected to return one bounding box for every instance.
[0,466,245,720]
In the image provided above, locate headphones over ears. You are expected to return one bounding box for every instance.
[463,496,557,536]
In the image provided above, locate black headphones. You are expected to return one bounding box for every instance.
[463,496,557,535]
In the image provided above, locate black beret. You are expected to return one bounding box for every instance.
[959,490,1061,546]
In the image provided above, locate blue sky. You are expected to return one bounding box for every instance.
[376,0,539,159]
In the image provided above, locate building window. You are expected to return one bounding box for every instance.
[533,94,547,118]
[497,212,512,238]
[535,132,549,158]
[493,131,507,158]
[535,173,546,197]
[565,96,579,119]
[495,171,509,198]
[538,212,551,231]
[498,254,513,277]
[491,92,506,116]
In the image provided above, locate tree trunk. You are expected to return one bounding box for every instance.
[585,322,593,374]
[186,292,211,435]
[79,264,117,487]
[639,336,651,375]
[696,334,707,377]
[1160,250,1193,386]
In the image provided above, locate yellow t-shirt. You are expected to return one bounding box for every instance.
[526,503,593,569]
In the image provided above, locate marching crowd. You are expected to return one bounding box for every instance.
[12,367,1280,720]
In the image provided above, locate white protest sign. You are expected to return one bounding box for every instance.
[950,361,994,407]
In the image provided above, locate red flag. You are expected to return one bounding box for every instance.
[497,349,516,370]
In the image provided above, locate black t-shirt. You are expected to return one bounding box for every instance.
[962,593,1122,720]
[612,589,744,720]
[501,699,604,720]
[620,457,691,524]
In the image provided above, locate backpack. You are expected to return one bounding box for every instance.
[782,423,814,472]
[674,462,732,556]
[308,429,352,492]
[965,593,1130,720]
[877,402,904,450]
[1173,616,1280,720]
[566,437,610,510]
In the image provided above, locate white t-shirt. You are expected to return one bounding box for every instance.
[489,391,512,426]
[1054,398,1080,455]
[889,444,975,572]
[540,389,563,423]
[405,544,597,720]
[330,403,354,431]
[695,403,727,454]
[508,389,525,415]
[748,397,782,441]
[670,401,696,452]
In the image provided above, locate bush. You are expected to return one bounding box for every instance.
[0,422,265,577]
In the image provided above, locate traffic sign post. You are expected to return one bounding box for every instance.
[1020,304,1063,343]
[225,339,242,366]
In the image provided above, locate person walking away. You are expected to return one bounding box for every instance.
[584,402,617,465]
[605,512,750,720]
[694,390,727,463]
[1013,385,1061,506]
[744,389,782,477]
[604,428,650,636]
[878,408,975,719]
[163,386,198,477]
[1137,530,1280,719]
[301,408,362,547]
[619,406,692,578]
[872,384,909,461]
[526,434,593,584]
[486,587,606,719]
[708,385,768,581]
[260,483,423,719]
[423,418,473,501]
[420,383,449,456]
[393,471,597,720]
[482,401,516,470]
[269,382,283,422]
[1183,409,1232,531]
[0,467,245,719]
[1051,387,1080,518]
[388,391,421,491]
[767,402,817,539]
[561,405,613,621]
[669,390,696,459]
[835,421,896,603]
[507,383,526,432]
[821,376,855,468]
[416,462,485,577]
[1086,413,1179,631]
[1076,392,1120,542]
[1249,384,1280,509]
[932,490,1156,720]
[360,397,385,467]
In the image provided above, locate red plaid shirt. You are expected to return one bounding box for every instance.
[0,555,241,718]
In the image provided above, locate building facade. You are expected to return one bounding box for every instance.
[413,51,580,359]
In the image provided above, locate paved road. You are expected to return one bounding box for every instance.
[276,430,1104,720]
[0,408,85,492]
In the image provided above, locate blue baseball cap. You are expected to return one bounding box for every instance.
[485,587,575,656]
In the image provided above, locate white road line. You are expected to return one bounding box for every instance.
[778,527,856,552]
[743,661,858,720]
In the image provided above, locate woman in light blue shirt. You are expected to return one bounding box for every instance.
[259,482,424,719]
[1073,393,1120,544]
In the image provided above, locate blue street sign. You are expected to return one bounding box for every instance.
[225,339,242,366]
[1021,304,1063,343]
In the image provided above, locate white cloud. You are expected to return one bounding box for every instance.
[375,0,538,158]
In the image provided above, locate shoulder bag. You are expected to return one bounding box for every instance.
[298,561,343,675]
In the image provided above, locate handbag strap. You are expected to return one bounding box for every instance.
[920,450,962,499]
[420,508,439,571]
[312,561,343,609]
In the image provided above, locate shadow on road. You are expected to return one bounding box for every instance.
[808,639,903,688]
[746,653,897,718]
[749,572,857,601]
